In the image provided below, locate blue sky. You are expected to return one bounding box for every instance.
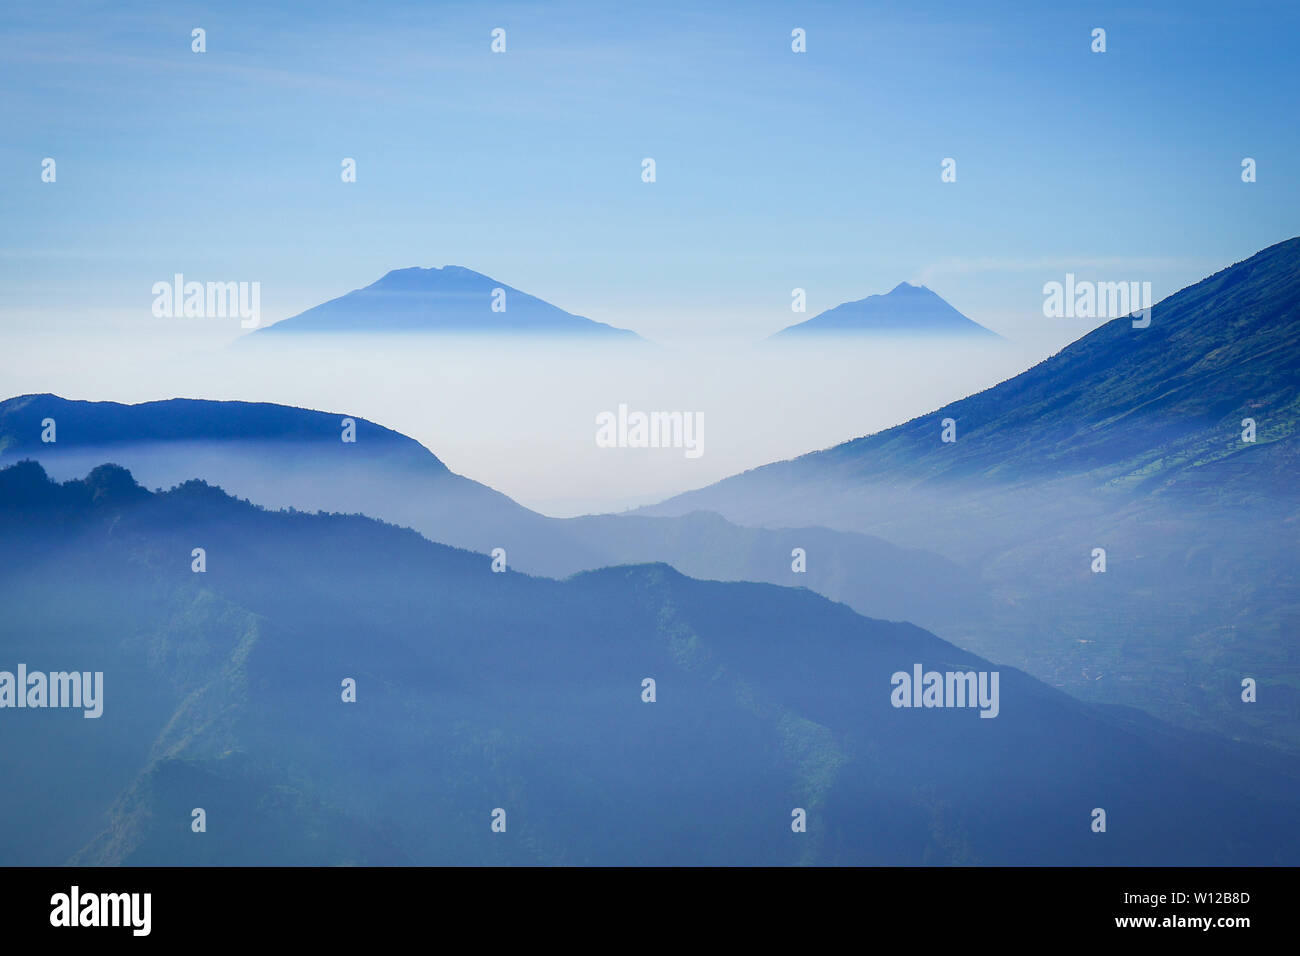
[2,0,1296,343]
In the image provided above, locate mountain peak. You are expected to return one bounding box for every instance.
[772,282,998,340]
[83,463,149,505]
[377,265,490,283]
[248,267,643,339]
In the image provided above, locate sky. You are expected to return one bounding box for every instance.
[1,0,1296,513]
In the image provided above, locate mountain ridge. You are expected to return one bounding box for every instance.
[0,392,990,632]
[3,458,1296,865]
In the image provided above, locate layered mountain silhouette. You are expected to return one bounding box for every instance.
[0,394,987,633]
[773,282,1000,339]
[646,236,1300,751]
[6,241,1298,755]
[0,393,547,560]
[2,460,1296,865]
[245,265,642,339]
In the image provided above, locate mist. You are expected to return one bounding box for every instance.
[0,327,1053,515]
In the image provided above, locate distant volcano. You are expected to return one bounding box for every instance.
[772,282,1000,339]
[246,265,643,339]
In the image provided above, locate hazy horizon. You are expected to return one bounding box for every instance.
[3,328,1068,515]
[5,1,1295,514]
